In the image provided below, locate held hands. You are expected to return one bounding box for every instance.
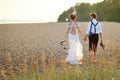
[81,32,87,41]
[83,35,87,41]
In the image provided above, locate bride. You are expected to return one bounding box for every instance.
[64,14,84,65]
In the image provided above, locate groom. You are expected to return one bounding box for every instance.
[84,13,103,62]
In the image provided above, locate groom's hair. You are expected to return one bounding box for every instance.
[89,13,97,19]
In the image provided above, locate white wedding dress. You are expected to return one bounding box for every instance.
[65,22,83,65]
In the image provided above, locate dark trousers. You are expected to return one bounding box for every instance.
[89,34,99,52]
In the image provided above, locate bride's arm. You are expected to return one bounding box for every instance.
[64,25,70,42]
[77,26,84,38]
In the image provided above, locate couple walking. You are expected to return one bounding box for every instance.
[64,13,103,65]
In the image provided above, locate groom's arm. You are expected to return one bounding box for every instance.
[99,33,102,42]
[98,23,103,42]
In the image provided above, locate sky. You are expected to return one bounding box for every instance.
[0,0,103,23]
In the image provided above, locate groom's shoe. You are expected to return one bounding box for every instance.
[100,42,105,50]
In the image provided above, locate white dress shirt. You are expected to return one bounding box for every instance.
[86,19,102,35]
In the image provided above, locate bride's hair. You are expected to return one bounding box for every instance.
[69,14,76,20]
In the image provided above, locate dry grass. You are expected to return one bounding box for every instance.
[0,22,120,80]
[0,51,120,80]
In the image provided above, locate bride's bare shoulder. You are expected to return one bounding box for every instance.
[68,22,72,25]
[75,22,79,27]
[67,22,72,28]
